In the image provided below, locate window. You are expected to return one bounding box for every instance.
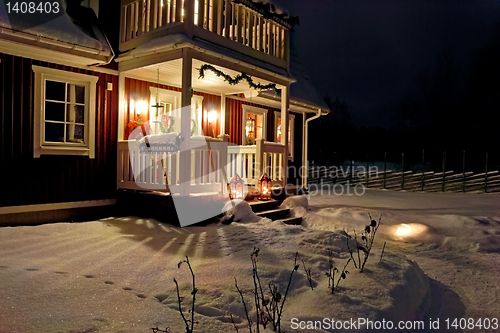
[275,113,295,161]
[149,87,203,136]
[33,66,98,158]
[242,105,267,145]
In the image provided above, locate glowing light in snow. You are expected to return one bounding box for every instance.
[394,223,428,239]
[395,223,413,237]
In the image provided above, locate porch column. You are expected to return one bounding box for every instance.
[220,93,226,135]
[280,84,290,187]
[179,48,193,196]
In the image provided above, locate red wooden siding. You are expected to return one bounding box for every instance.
[124,78,222,139]
[226,97,281,146]
[0,53,118,208]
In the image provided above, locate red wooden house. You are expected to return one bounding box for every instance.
[0,0,328,224]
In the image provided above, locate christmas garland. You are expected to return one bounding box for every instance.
[198,64,279,95]
[191,118,198,136]
[233,0,299,29]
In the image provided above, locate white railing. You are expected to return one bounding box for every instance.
[117,136,227,194]
[121,0,288,60]
[227,138,286,187]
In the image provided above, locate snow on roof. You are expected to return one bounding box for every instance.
[0,3,111,55]
[121,33,290,78]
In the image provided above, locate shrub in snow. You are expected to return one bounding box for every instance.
[173,256,198,333]
[234,248,299,333]
[345,214,382,273]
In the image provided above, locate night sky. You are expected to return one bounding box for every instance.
[274,0,500,128]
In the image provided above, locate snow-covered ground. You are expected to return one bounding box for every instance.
[0,189,499,333]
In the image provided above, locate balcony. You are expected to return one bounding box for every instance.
[120,0,290,67]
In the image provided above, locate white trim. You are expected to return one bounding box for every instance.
[0,199,117,215]
[242,104,267,145]
[33,65,98,158]
[275,112,295,161]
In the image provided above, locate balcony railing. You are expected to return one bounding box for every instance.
[121,0,288,61]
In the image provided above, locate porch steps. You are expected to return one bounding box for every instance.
[248,200,281,212]
[256,208,291,220]
[279,216,303,225]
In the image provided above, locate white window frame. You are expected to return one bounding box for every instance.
[275,112,295,161]
[149,87,203,136]
[242,104,267,145]
[33,65,98,158]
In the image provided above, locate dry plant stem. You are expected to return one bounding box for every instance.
[361,214,382,272]
[302,259,314,290]
[355,231,361,268]
[175,256,197,333]
[235,277,253,333]
[250,250,261,333]
[230,311,239,333]
[345,231,358,269]
[336,258,351,289]
[380,241,387,262]
[151,327,170,333]
[174,278,191,333]
[277,252,299,333]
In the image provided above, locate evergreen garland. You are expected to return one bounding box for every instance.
[198,64,279,95]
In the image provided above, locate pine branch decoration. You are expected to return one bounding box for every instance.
[198,65,279,95]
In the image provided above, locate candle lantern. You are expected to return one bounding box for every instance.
[258,173,272,201]
[229,173,244,200]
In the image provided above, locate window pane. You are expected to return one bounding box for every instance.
[45,101,65,121]
[45,122,65,142]
[66,124,85,143]
[67,84,85,104]
[45,80,66,101]
[66,104,85,124]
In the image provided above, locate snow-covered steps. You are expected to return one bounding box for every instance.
[256,208,291,220]
[248,199,281,213]
[279,216,303,225]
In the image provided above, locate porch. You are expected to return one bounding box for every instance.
[116,46,292,197]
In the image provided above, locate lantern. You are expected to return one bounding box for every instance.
[258,173,272,201]
[229,173,244,200]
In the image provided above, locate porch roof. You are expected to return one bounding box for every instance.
[117,34,291,81]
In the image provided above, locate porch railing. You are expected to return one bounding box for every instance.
[117,136,227,194]
[227,138,286,187]
[121,0,288,61]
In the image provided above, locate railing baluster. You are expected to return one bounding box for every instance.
[198,0,205,26]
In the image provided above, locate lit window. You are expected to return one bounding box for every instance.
[33,66,98,158]
[242,105,267,145]
[275,113,295,161]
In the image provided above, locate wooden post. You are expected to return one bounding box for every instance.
[401,152,405,190]
[349,151,353,185]
[442,151,446,192]
[255,138,264,180]
[184,0,194,37]
[383,151,387,189]
[280,85,289,187]
[462,150,466,193]
[421,149,425,191]
[179,48,193,196]
[365,153,369,187]
[485,152,488,193]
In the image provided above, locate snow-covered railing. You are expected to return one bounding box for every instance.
[228,138,286,187]
[117,136,227,194]
[120,0,288,62]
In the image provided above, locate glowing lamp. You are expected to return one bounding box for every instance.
[258,173,272,201]
[229,173,244,200]
[136,100,148,115]
[208,110,217,124]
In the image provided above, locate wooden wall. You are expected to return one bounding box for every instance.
[123,78,223,140]
[0,53,118,208]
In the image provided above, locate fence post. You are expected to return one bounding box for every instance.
[401,152,405,190]
[421,148,425,191]
[485,152,488,193]
[442,151,446,192]
[366,153,369,187]
[462,150,466,193]
[383,151,387,189]
[350,151,353,184]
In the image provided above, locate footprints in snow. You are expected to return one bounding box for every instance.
[3,264,152,301]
